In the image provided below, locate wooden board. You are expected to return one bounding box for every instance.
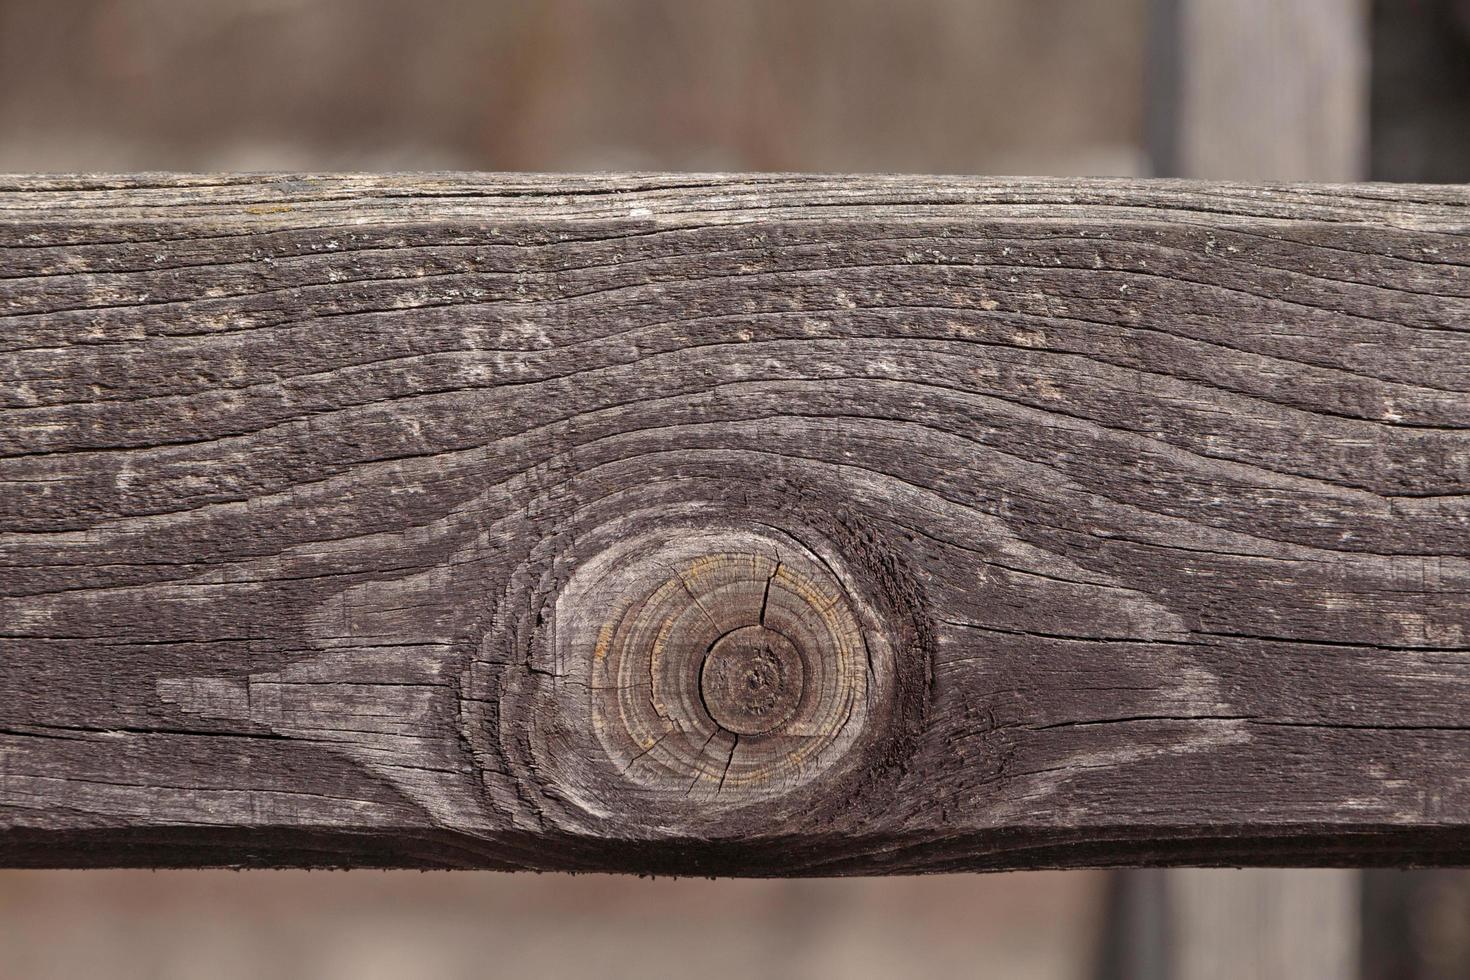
[2,173,1469,872]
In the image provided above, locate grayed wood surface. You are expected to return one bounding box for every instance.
[2,173,1470,872]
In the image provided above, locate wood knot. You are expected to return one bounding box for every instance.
[590,550,868,800]
[700,625,802,736]
[494,523,917,829]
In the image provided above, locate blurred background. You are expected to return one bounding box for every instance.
[1,1,1468,978]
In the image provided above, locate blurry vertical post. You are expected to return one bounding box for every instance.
[1122,1,1371,978]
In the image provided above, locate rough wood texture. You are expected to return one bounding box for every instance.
[2,173,1470,873]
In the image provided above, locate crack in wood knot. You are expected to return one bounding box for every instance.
[487,522,922,833]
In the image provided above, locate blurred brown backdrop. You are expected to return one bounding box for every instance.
[0,0,1148,175]
[0,870,1106,980]
[2,2,1468,979]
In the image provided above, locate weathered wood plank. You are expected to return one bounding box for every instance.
[1,173,1469,872]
